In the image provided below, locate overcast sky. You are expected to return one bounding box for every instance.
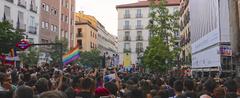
[75,0,138,36]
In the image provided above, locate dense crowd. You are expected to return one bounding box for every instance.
[0,64,239,98]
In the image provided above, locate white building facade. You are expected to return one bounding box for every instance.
[190,0,232,76]
[97,21,118,56]
[116,0,180,66]
[0,0,40,43]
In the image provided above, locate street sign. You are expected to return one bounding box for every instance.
[16,40,31,50]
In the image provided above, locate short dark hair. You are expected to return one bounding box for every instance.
[174,80,183,92]
[104,82,118,95]
[15,86,34,98]
[224,79,237,92]
[35,78,49,94]
[183,79,194,91]
[81,77,94,90]
[203,78,216,93]
[40,91,67,98]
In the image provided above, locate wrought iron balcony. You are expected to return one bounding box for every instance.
[124,48,131,53]
[18,0,27,8]
[17,23,26,31]
[123,25,131,30]
[136,36,143,41]
[136,25,143,29]
[124,14,131,18]
[136,48,144,53]
[136,14,143,18]
[29,26,37,34]
[124,36,131,41]
[5,0,13,3]
[30,4,38,13]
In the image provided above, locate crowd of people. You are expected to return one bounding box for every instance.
[0,64,239,98]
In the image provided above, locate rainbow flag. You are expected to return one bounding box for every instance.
[63,46,80,65]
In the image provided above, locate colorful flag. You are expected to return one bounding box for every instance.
[63,46,80,65]
[123,53,131,67]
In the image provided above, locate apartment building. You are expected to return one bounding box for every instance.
[0,0,40,43]
[39,0,75,48]
[116,0,180,66]
[179,0,191,67]
[75,11,98,51]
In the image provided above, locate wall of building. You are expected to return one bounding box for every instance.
[0,0,40,43]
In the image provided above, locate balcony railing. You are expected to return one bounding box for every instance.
[136,25,143,29]
[5,0,13,3]
[136,36,143,41]
[136,14,143,18]
[124,48,131,53]
[124,36,131,41]
[123,25,131,30]
[124,14,131,18]
[18,0,27,8]
[77,33,82,37]
[136,48,144,53]
[29,26,37,34]
[30,4,38,13]
[17,23,26,31]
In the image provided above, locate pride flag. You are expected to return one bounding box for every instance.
[63,46,80,65]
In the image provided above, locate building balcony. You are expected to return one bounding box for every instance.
[136,14,143,18]
[136,36,143,41]
[5,0,13,3]
[136,25,143,29]
[29,26,37,34]
[17,23,26,31]
[124,36,131,41]
[123,25,131,30]
[136,48,144,53]
[18,0,27,8]
[124,15,131,18]
[30,4,38,13]
[124,48,131,53]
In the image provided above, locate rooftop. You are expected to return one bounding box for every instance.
[116,0,180,9]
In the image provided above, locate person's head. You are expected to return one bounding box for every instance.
[183,79,194,91]
[14,86,34,98]
[40,91,67,98]
[35,78,49,94]
[174,80,183,93]
[203,78,216,93]
[213,86,225,98]
[127,88,145,98]
[80,77,95,91]
[234,77,240,94]
[104,82,118,95]
[224,79,237,93]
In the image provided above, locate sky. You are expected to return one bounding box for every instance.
[75,0,138,36]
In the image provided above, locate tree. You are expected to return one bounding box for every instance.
[19,47,39,66]
[80,49,102,68]
[49,37,68,65]
[0,21,24,53]
[143,0,180,73]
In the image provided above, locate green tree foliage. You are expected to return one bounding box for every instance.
[143,0,180,73]
[50,37,68,64]
[80,49,102,68]
[0,21,24,53]
[19,47,39,66]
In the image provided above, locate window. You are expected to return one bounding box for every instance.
[61,29,64,37]
[45,22,48,29]
[124,43,130,50]
[136,20,142,29]
[65,31,68,38]
[4,6,11,20]
[41,21,45,28]
[71,5,74,12]
[61,14,64,21]
[77,40,82,48]
[54,9,57,15]
[46,5,49,12]
[136,9,142,18]
[77,28,82,37]
[124,31,130,41]
[65,1,68,8]
[18,11,24,24]
[51,24,54,31]
[54,26,57,32]
[42,3,45,9]
[65,15,68,23]
[124,20,130,29]
[30,16,35,26]
[62,0,65,6]
[124,10,130,18]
